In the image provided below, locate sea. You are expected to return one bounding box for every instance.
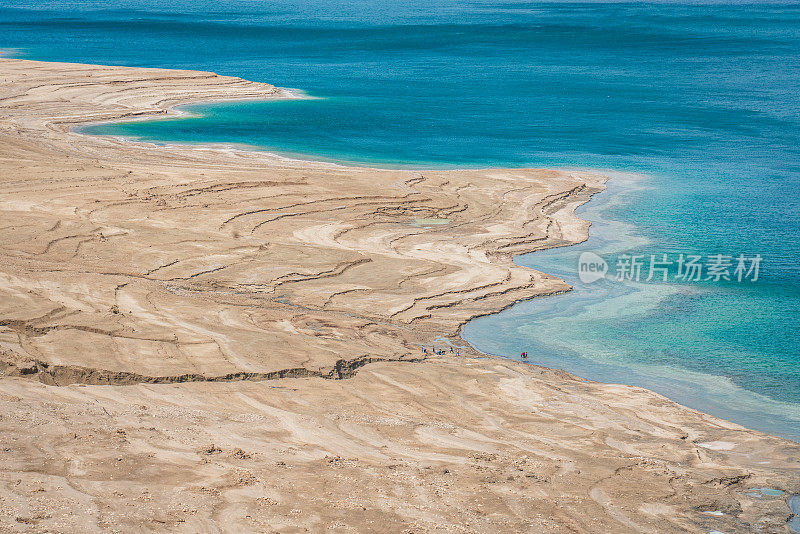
[2,0,799,441]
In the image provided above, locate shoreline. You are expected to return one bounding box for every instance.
[85,91,800,443]
[465,172,800,443]
[11,57,608,364]
[0,57,798,532]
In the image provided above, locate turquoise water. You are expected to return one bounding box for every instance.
[3,1,799,440]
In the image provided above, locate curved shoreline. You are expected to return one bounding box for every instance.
[0,57,608,371]
[464,172,800,443]
[83,86,799,446]
[0,57,798,533]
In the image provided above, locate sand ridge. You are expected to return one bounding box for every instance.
[0,58,797,533]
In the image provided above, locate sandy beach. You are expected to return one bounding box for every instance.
[0,58,798,533]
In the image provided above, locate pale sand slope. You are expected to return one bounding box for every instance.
[0,58,796,533]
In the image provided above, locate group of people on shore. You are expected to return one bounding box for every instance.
[422,345,459,356]
[420,345,530,359]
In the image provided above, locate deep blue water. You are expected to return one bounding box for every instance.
[2,0,799,440]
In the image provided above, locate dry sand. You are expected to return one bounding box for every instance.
[0,58,797,533]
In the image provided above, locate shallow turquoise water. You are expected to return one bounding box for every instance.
[3,1,799,440]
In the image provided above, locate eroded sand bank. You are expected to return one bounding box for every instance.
[0,58,797,533]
